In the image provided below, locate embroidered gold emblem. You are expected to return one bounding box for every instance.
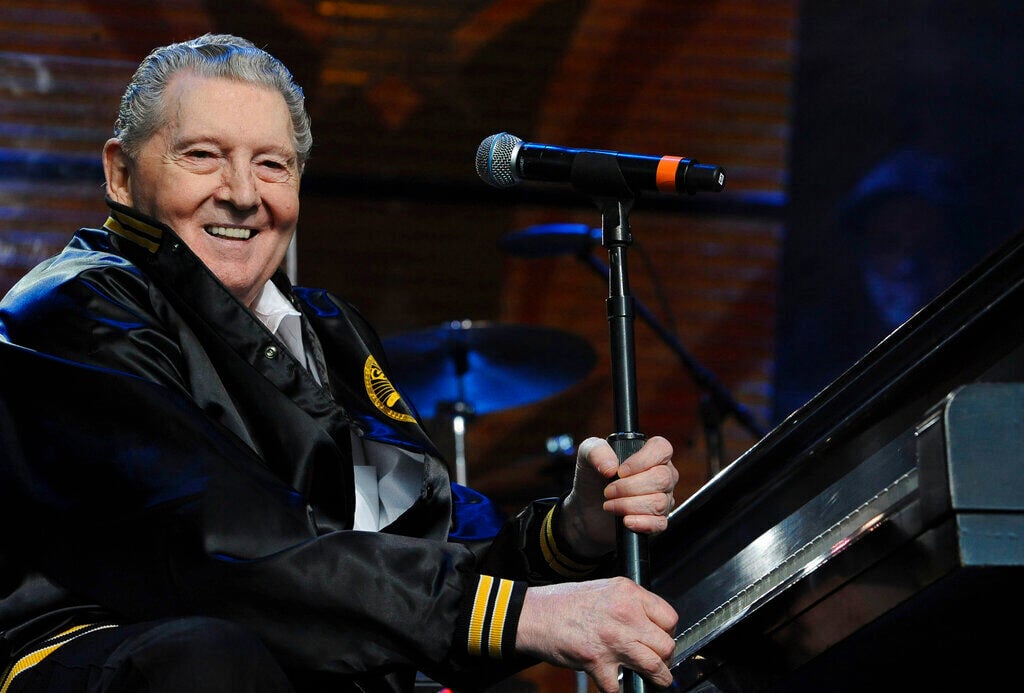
[363,355,415,422]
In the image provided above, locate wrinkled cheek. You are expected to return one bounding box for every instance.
[285,199,300,230]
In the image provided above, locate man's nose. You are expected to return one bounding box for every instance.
[216,161,260,209]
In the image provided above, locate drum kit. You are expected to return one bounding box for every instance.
[380,222,605,489]
[382,221,765,490]
[382,317,597,486]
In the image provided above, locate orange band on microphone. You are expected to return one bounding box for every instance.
[656,156,683,193]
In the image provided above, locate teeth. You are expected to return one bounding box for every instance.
[206,226,252,240]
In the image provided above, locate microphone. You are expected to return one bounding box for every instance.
[498,223,601,258]
[476,132,726,197]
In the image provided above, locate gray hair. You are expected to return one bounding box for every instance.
[114,34,312,166]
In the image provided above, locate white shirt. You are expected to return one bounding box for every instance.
[251,280,381,530]
[251,281,318,383]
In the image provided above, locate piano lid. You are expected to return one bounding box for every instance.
[651,224,1024,691]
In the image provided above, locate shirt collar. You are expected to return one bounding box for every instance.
[252,279,300,334]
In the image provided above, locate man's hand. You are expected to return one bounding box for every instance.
[517,578,678,692]
[560,435,678,557]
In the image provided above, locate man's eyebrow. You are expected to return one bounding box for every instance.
[257,146,297,160]
[169,133,220,150]
[169,135,296,160]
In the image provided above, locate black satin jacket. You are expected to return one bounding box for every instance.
[0,201,604,691]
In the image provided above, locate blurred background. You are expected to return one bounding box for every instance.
[3,1,1023,689]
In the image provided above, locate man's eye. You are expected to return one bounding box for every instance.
[179,150,222,171]
[260,157,296,171]
[257,159,292,181]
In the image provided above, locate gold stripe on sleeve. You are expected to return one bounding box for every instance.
[487,578,515,657]
[540,506,597,578]
[467,575,494,656]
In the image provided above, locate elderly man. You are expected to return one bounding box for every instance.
[0,34,678,693]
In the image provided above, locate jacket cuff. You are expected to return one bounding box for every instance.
[458,575,527,659]
[538,502,607,579]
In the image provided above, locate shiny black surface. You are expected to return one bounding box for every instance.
[651,225,1024,690]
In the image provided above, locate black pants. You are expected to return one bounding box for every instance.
[4,616,299,692]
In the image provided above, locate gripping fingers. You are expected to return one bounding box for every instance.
[617,435,674,476]
[614,627,675,691]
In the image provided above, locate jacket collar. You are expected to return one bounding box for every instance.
[102,196,171,253]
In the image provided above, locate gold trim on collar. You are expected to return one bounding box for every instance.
[103,210,164,253]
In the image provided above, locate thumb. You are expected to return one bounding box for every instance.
[577,437,619,481]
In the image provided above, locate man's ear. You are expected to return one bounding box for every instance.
[102,138,132,204]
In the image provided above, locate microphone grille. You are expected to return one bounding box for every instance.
[475,132,522,188]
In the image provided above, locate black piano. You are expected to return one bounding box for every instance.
[651,226,1024,691]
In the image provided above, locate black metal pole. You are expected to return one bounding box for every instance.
[575,253,767,447]
[567,148,726,690]
[595,195,649,693]
[496,146,726,690]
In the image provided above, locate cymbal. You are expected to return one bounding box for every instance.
[498,223,601,258]
[382,320,597,419]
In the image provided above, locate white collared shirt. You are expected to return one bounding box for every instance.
[251,280,314,381]
[251,280,381,530]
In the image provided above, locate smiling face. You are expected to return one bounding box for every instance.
[103,72,301,307]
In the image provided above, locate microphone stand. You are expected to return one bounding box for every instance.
[568,149,752,691]
[572,149,651,693]
[595,194,650,693]
[573,252,767,478]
